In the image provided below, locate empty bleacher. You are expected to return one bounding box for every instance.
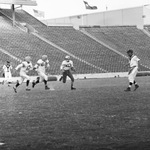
[0,9,150,74]
[0,12,101,75]
[0,9,131,73]
[84,26,150,69]
[37,26,130,72]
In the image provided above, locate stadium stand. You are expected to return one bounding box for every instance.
[2,9,132,72]
[0,9,149,74]
[36,26,130,72]
[83,26,150,70]
[0,11,101,75]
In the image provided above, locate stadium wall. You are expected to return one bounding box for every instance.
[143,6,150,25]
[42,6,147,29]
[1,71,150,83]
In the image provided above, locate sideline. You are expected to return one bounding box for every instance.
[0,71,149,84]
[0,72,128,83]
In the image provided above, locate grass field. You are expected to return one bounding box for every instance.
[0,76,150,150]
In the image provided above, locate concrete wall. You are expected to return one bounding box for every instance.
[143,6,150,25]
[43,6,146,29]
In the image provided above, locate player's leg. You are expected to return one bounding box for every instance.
[20,73,31,91]
[125,72,134,91]
[32,76,40,88]
[13,77,23,93]
[133,80,139,91]
[59,75,63,82]
[2,73,5,85]
[62,71,67,84]
[35,72,50,90]
[125,68,138,91]
[26,78,31,91]
[43,79,49,90]
[42,73,50,90]
[7,72,12,86]
[133,69,139,91]
[3,72,8,85]
[67,71,76,90]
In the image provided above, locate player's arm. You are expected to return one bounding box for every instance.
[2,65,5,70]
[29,63,33,70]
[128,66,136,75]
[33,64,38,70]
[70,61,76,72]
[60,61,65,72]
[15,63,23,70]
[46,59,50,67]
[71,66,76,72]
[33,59,41,70]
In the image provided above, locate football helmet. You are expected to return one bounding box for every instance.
[42,55,48,61]
[25,56,31,62]
[127,49,133,54]
[65,55,70,60]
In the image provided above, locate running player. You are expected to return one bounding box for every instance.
[2,61,12,86]
[60,55,76,90]
[32,55,50,90]
[125,49,140,92]
[13,56,33,93]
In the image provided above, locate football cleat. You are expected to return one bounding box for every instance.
[71,87,76,90]
[13,87,17,93]
[124,87,131,92]
[134,84,139,91]
[45,86,50,90]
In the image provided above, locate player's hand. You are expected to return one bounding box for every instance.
[71,67,76,72]
[125,64,129,67]
[60,69,65,73]
[128,67,135,75]
[47,64,50,68]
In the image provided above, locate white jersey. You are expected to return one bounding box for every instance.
[129,55,140,68]
[3,64,12,73]
[15,61,33,73]
[34,59,50,73]
[60,60,73,71]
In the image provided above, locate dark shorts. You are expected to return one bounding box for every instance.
[63,70,74,83]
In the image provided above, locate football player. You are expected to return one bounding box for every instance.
[13,56,33,93]
[32,55,50,90]
[2,61,13,86]
[60,55,76,90]
[125,49,140,91]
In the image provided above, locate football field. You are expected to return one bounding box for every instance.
[0,76,150,150]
